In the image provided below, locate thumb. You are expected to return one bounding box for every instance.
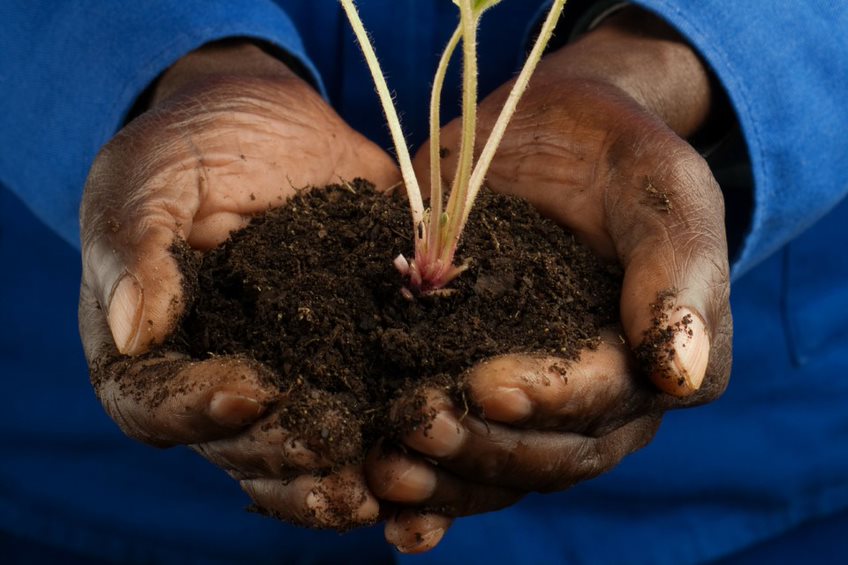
[81,127,199,356]
[611,150,731,398]
[84,227,188,357]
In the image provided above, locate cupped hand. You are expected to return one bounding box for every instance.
[368,8,733,552]
[79,41,399,528]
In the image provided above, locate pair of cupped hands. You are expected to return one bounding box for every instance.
[79,9,731,554]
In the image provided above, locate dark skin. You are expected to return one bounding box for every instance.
[371,8,732,552]
[79,41,401,528]
[78,6,731,554]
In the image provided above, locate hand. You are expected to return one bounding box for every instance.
[368,8,732,552]
[79,41,400,528]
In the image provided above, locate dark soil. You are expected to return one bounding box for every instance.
[166,180,622,464]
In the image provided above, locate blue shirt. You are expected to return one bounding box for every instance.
[1,1,847,563]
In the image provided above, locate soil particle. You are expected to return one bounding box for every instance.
[634,289,690,384]
[643,176,673,213]
[163,180,623,463]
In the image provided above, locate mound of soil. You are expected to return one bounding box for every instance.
[167,180,622,463]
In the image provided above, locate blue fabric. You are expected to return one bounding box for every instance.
[1,1,847,563]
[0,0,324,249]
[630,0,848,279]
[713,508,848,565]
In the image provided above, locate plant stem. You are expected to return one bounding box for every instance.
[339,0,424,231]
[342,0,567,293]
[458,0,567,232]
[441,0,479,263]
[427,25,462,256]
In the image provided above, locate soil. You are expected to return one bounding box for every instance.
[165,180,623,464]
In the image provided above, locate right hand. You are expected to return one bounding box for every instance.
[79,41,400,528]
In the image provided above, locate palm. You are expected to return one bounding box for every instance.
[78,73,399,530]
[82,74,400,353]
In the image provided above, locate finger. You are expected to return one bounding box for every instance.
[464,332,657,435]
[193,417,330,481]
[604,137,731,399]
[82,281,277,446]
[366,447,523,516]
[242,466,380,530]
[405,403,660,492]
[81,122,202,356]
[92,353,279,448]
[193,391,364,479]
[385,511,453,554]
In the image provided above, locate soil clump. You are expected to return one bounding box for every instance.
[166,180,623,463]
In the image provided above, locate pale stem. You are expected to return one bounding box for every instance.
[427,25,462,256]
[458,0,567,232]
[441,0,479,263]
[339,0,424,229]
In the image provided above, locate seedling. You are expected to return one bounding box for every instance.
[340,0,567,294]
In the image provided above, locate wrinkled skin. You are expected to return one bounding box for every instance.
[368,9,732,553]
[79,42,400,529]
[77,7,733,555]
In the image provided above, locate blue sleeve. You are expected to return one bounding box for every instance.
[0,0,324,249]
[628,1,848,278]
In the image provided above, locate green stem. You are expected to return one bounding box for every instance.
[427,25,462,256]
[339,0,424,230]
[441,0,479,262]
[457,0,567,233]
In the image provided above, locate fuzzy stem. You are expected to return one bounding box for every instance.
[339,0,424,229]
[427,25,462,256]
[441,0,479,263]
[458,0,567,231]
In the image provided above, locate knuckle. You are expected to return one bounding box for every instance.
[572,438,607,482]
[243,478,313,527]
[530,439,607,494]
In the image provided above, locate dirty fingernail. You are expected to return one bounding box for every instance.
[396,528,446,554]
[670,308,710,391]
[407,411,464,458]
[306,489,330,522]
[208,391,265,428]
[355,490,380,522]
[306,486,378,525]
[107,274,142,354]
[477,387,533,423]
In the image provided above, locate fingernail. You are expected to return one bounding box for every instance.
[407,411,465,458]
[477,387,533,423]
[107,274,142,354]
[208,391,265,428]
[305,489,330,522]
[670,308,710,391]
[355,490,380,522]
[396,528,446,554]
[308,484,379,525]
[386,463,437,501]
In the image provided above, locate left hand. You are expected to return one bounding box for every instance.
[365,8,733,553]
